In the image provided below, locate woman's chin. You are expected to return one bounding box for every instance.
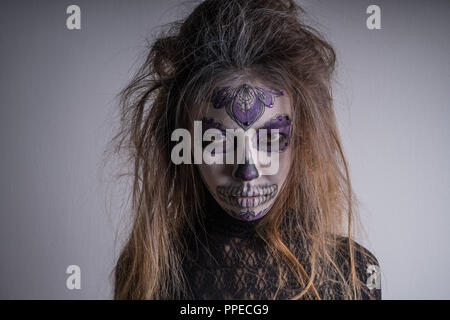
[223,203,272,221]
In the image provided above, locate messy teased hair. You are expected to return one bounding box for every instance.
[111,0,370,299]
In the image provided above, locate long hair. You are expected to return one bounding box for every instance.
[111,0,370,299]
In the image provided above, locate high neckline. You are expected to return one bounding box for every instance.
[202,189,259,238]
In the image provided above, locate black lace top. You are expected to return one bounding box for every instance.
[181,192,382,300]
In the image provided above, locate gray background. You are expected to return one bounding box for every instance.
[0,0,449,299]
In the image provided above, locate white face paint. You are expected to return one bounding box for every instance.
[195,80,293,221]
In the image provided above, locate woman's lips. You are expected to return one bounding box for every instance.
[235,195,259,199]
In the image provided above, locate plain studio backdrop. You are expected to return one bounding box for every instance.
[0,0,449,299]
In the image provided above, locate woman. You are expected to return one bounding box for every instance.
[111,0,382,300]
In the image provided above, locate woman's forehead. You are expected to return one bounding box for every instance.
[200,82,292,129]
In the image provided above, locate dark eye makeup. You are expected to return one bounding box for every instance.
[254,115,292,152]
[201,115,292,153]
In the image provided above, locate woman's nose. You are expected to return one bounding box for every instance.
[232,135,259,181]
[233,159,259,181]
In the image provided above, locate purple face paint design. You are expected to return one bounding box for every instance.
[217,184,278,210]
[212,84,285,131]
[254,114,292,152]
[230,208,271,222]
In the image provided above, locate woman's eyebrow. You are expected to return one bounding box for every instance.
[201,117,227,132]
[257,114,292,129]
[202,115,291,131]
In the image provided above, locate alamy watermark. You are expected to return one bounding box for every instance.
[66,265,81,290]
[66,5,81,30]
[171,121,281,176]
[366,264,381,290]
[366,5,381,30]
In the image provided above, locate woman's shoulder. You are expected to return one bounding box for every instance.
[336,236,380,268]
[336,236,382,300]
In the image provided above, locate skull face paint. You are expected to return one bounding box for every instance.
[195,81,293,221]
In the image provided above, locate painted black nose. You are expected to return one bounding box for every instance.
[233,160,259,181]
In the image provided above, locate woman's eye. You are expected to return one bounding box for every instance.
[262,132,280,143]
[257,131,286,152]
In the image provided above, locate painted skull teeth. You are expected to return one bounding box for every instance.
[217,184,278,209]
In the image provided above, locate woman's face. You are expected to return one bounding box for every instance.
[195,80,293,221]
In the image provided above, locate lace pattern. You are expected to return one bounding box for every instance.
[181,193,381,300]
